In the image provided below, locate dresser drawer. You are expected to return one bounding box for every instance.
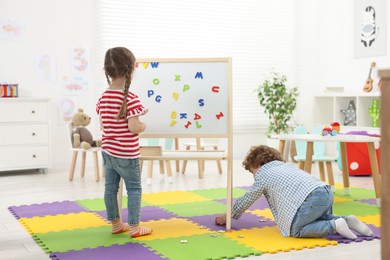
[0,124,49,145]
[0,146,49,169]
[0,101,48,123]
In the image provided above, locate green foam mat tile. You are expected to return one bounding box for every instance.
[160,200,227,217]
[32,226,136,253]
[332,201,380,216]
[334,187,376,200]
[190,187,247,200]
[143,233,262,260]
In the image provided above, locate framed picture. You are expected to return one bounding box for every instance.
[353,0,387,58]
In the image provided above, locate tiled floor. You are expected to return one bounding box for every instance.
[0,159,381,260]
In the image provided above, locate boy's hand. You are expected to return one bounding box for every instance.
[215,215,226,225]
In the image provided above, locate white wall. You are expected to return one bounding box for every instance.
[0,0,97,167]
[296,0,390,130]
[1,0,389,167]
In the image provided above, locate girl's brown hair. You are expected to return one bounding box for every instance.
[103,47,136,120]
[242,145,284,171]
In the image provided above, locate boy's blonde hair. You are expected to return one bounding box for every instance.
[242,145,284,171]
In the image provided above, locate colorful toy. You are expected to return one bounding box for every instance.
[72,108,102,149]
[368,99,380,127]
[321,122,340,136]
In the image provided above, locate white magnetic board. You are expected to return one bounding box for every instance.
[131,58,232,137]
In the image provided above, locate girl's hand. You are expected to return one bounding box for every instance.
[215,215,227,226]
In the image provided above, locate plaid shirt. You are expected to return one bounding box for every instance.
[232,160,326,237]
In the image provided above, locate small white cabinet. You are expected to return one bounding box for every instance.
[0,98,50,173]
[313,92,380,132]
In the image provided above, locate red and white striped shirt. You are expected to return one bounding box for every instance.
[96,89,147,159]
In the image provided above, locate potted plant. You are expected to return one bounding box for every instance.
[256,71,299,138]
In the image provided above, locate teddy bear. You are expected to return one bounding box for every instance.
[72,108,102,149]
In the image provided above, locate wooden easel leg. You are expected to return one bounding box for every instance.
[181,145,190,174]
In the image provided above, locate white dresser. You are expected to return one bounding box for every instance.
[0,98,50,173]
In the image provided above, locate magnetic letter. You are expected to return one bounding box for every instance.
[153,78,160,85]
[150,62,159,68]
[183,84,190,92]
[195,72,203,79]
[216,112,224,119]
[198,99,205,106]
[180,113,187,119]
[196,121,202,128]
[170,120,177,127]
[147,90,154,97]
[175,75,181,81]
[194,113,201,120]
[172,92,179,101]
[142,62,149,69]
[156,95,162,103]
[185,121,192,128]
[212,86,220,93]
[171,111,177,119]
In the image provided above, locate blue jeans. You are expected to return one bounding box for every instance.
[290,185,342,237]
[102,152,142,226]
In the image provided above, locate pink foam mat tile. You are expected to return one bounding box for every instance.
[8,201,86,219]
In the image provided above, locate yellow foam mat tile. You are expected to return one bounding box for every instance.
[359,215,380,227]
[333,196,351,203]
[142,190,209,205]
[224,226,337,254]
[248,208,274,221]
[19,212,109,234]
[132,217,210,241]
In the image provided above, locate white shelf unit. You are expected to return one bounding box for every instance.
[313,92,381,133]
[0,98,50,173]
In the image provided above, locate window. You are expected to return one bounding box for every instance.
[97,0,298,133]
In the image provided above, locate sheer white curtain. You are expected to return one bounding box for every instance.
[96,0,299,133]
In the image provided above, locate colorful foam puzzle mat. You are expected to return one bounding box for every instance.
[8,185,381,260]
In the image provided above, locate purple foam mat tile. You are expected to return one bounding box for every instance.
[238,186,251,191]
[189,212,275,231]
[8,201,86,219]
[325,224,380,243]
[49,243,165,260]
[359,198,377,205]
[216,197,269,211]
[95,206,177,222]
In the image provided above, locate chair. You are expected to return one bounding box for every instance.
[293,126,336,191]
[67,122,103,182]
[181,137,222,175]
[140,138,175,185]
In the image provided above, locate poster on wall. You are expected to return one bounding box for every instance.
[61,75,89,96]
[0,18,22,41]
[58,97,78,125]
[72,48,90,73]
[34,54,57,83]
[353,0,387,58]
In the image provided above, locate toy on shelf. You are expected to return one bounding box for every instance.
[321,122,340,136]
[368,99,380,127]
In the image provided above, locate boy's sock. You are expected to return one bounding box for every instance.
[111,221,130,234]
[346,215,373,236]
[129,225,153,238]
[335,218,357,239]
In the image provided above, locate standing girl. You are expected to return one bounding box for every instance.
[96,47,152,238]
